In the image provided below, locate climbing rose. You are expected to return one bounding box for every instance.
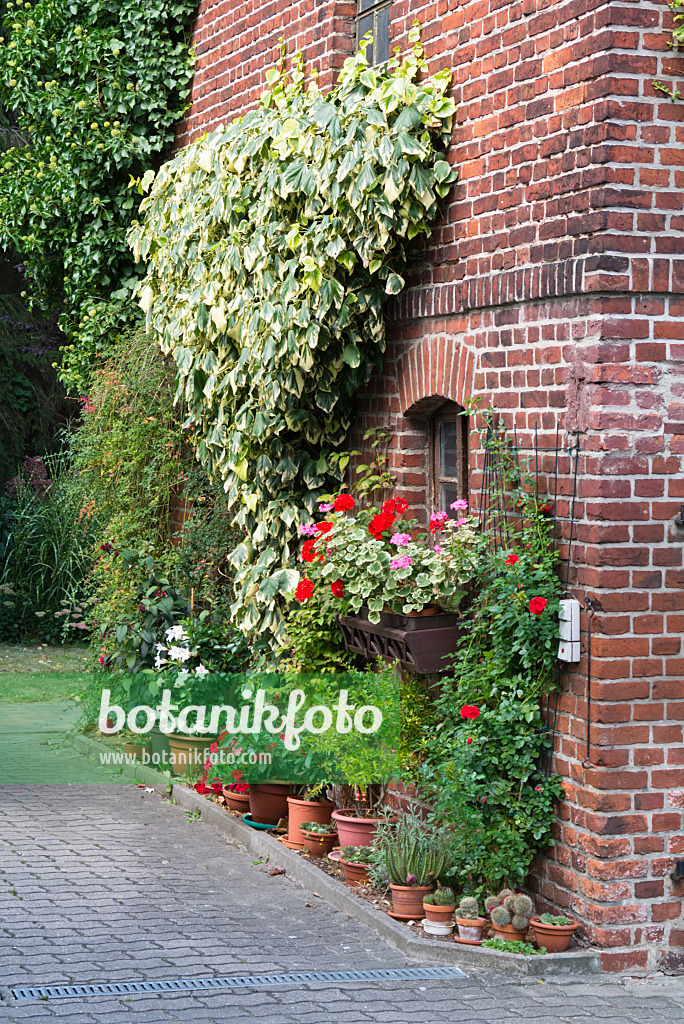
[330,579,344,598]
[529,596,548,615]
[295,578,315,602]
[460,704,480,720]
[505,553,519,566]
[334,493,355,512]
[466,737,473,744]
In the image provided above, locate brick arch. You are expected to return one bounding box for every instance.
[396,334,475,417]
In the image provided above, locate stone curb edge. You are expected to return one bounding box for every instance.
[65,731,601,978]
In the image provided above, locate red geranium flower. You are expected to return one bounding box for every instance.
[529,596,547,615]
[194,781,209,795]
[334,493,355,512]
[315,520,333,535]
[505,553,519,566]
[330,579,344,598]
[382,499,396,514]
[369,511,395,538]
[460,704,481,720]
[295,577,315,602]
[302,539,316,563]
[395,497,408,514]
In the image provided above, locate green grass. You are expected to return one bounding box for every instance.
[0,671,91,703]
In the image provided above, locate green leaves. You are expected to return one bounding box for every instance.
[129,38,457,644]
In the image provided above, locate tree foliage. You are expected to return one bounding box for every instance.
[129,29,458,643]
[0,0,196,392]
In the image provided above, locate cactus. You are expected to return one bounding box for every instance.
[490,905,511,927]
[503,894,517,914]
[456,895,480,919]
[513,894,533,916]
[484,894,500,913]
[372,813,456,887]
[511,914,528,931]
[498,888,516,901]
[434,888,455,907]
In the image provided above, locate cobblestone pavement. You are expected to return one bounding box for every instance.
[2,773,684,1021]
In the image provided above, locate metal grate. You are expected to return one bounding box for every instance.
[12,966,467,1002]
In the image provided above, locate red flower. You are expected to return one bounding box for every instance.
[330,579,344,599]
[529,596,548,615]
[295,578,315,602]
[209,742,218,754]
[369,511,395,538]
[395,497,408,514]
[505,553,519,566]
[466,737,473,744]
[98,656,105,666]
[231,768,244,782]
[334,494,355,512]
[194,782,209,795]
[382,499,396,514]
[460,704,481,720]
[301,539,316,563]
[315,520,333,535]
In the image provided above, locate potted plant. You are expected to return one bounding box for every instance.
[370,813,457,920]
[221,781,250,813]
[300,821,338,858]
[485,889,534,942]
[339,845,375,885]
[421,888,457,935]
[286,786,333,849]
[454,896,487,942]
[531,913,578,953]
[294,495,476,673]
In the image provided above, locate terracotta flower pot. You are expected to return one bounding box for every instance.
[249,783,291,825]
[339,858,371,885]
[167,734,217,776]
[302,830,338,858]
[287,795,333,848]
[423,902,457,925]
[390,884,433,920]
[530,917,577,953]
[491,923,527,942]
[222,787,251,814]
[124,741,151,761]
[456,916,486,941]
[331,808,397,848]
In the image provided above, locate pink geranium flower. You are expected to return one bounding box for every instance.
[390,532,411,546]
[390,555,412,570]
[450,498,468,511]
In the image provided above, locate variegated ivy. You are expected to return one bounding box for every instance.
[128,28,458,644]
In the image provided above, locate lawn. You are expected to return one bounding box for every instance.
[0,644,92,702]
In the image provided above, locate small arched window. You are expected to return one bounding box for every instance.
[431,401,469,514]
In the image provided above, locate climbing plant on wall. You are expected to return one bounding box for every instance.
[129,28,458,643]
[0,0,196,393]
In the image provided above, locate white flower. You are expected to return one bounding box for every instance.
[165,625,188,642]
[168,645,191,662]
[154,652,167,670]
[195,663,209,677]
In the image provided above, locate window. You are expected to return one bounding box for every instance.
[431,402,469,515]
[357,0,390,66]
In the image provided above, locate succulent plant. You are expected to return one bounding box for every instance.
[340,845,374,864]
[490,905,511,927]
[433,888,456,907]
[488,889,534,931]
[370,812,457,887]
[456,896,480,918]
[300,821,337,835]
[539,913,572,926]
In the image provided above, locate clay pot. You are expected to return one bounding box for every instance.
[530,917,577,953]
[167,734,217,776]
[221,786,251,814]
[390,884,433,920]
[149,726,171,766]
[249,783,291,825]
[287,795,333,848]
[302,829,338,858]
[339,857,371,885]
[124,741,151,761]
[406,604,441,617]
[491,923,527,942]
[331,808,397,848]
[423,901,457,925]
[456,916,486,941]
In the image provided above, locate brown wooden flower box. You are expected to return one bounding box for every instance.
[336,609,462,675]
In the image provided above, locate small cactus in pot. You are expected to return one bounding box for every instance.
[455,896,486,942]
[422,887,456,924]
[486,889,534,941]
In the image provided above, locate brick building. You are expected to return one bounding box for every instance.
[177,0,684,972]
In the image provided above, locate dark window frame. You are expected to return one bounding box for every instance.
[356,0,391,66]
[430,401,469,514]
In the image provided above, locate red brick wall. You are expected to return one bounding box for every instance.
[178,0,684,971]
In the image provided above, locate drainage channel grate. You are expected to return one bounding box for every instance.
[12,966,466,1002]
